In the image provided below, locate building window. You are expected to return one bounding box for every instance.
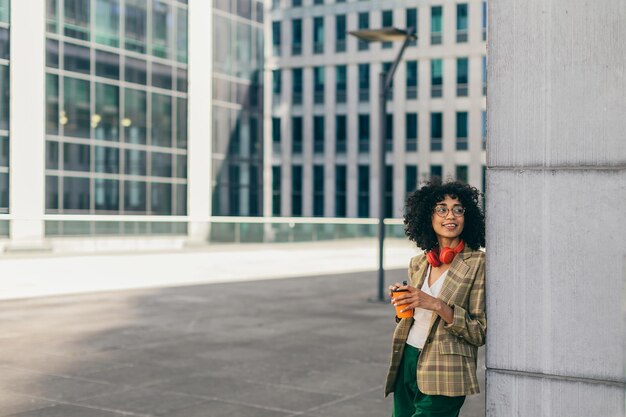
[335,165,347,217]
[292,0,302,7]
[382,10,393,49]
[292,116,303,155]
[406,8,418,46]
[431,6,443,45]
[456,112,468,150]
[272,166,281,215]
[314,116,325,154]
[456,4,468,43]
[313,165,324,216]
[406,165,418,194]
[292,68,303,104]
[272,0,280,10]
[358,12,369,51]
[272,21,281,56]
[431,112,443,151]
[336,115,347,154]
[358,114,370,153]
[457,58,469,96]
[292,18,302,55]
[46,0,189,216]
[406,61,418,99]
[358,165,369,218]
[336,65,347,103]
[335,14,346,52]
[313,16,324,54]
[358,63,369,102]
[272,117,281,154]
[456,165,469,183]
[292,165,302,216]
[314,0,324,5]
[272,69,281,101]
[314,66,325,104]
[430,165,443,181]
[406,113,418,152]
[482,110,487,150]
[385,114,393,152]
[482,1,487,41]
[482,56,487,95]
[431,59,443,98]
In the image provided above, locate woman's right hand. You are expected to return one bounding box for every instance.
[388,282,404,300]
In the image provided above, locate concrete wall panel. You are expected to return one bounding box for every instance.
[486,169,626,381]
[486,370,624,417]
[489,0,626,168]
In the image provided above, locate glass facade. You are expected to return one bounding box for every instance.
[212,0,264,216]
[0,0,9,213]
[46,0,188,215]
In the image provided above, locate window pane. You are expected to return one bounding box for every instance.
[151,151,172,177]
[0,137,10,167]
[125,0,147,53]
[124,149,146,175]
[95,83,120,141]
[95,50,120,79]
[151,93,172,147]
[95,0,120,47]
[63,77,91,138]
[63,142,91,171]
[0,65,9,131]
[63,177,90,211]
[151,182,172,214]
[124,180,146,212]
[94,145,119,173]
[63,42,90,74]
[95,178,119,211]
[46,74,59,135]
[176,97,187,148]
[175,184,186,215]
[46,176,59,210]
[124,88,147,144]
[46,39,59,69]
[176,154,187,178]
[64,0,90,40]
[0,172,7,210]
[152,1,172,59]
[152,62,172,89]
[176,7,188,63]
[125,57,147,85]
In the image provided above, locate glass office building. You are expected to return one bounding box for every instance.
[44,0,189,216]
[211,1,264,216]
[0,0,9,214]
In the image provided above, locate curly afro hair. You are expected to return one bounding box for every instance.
[404,179,485,252]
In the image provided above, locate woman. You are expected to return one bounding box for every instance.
[384,180,486,417]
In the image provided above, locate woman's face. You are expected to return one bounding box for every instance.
[431,195,465,241]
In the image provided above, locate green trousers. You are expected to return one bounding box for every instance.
[392,344,465,417]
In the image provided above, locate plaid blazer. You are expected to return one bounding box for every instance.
[384,246,486,397]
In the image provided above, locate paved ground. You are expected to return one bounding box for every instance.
[0,269,484,417]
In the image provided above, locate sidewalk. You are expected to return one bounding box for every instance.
[0,242,484,416]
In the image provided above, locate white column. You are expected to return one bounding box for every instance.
[8,0,47,250]
[487,1,626,416]
[187,0,213,244]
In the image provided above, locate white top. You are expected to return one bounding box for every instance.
[406,265,448,349]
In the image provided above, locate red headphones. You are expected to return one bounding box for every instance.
[426,240,465,267]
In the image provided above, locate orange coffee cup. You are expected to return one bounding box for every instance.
[392,286,414,319]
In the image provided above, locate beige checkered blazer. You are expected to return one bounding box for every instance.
[384,246,486,397]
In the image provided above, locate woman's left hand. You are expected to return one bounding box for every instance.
[392,285,441,313]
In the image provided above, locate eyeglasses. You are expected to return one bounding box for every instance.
[433,206,465,218]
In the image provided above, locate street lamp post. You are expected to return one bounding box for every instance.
[349,27,417,302]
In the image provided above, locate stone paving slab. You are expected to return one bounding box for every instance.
[0,270,485,417]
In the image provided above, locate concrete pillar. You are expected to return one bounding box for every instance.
[8,0,47,251]
[187,0,212,244]
[487,1,626,416]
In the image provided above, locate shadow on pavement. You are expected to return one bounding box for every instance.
[0,269,484,416]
